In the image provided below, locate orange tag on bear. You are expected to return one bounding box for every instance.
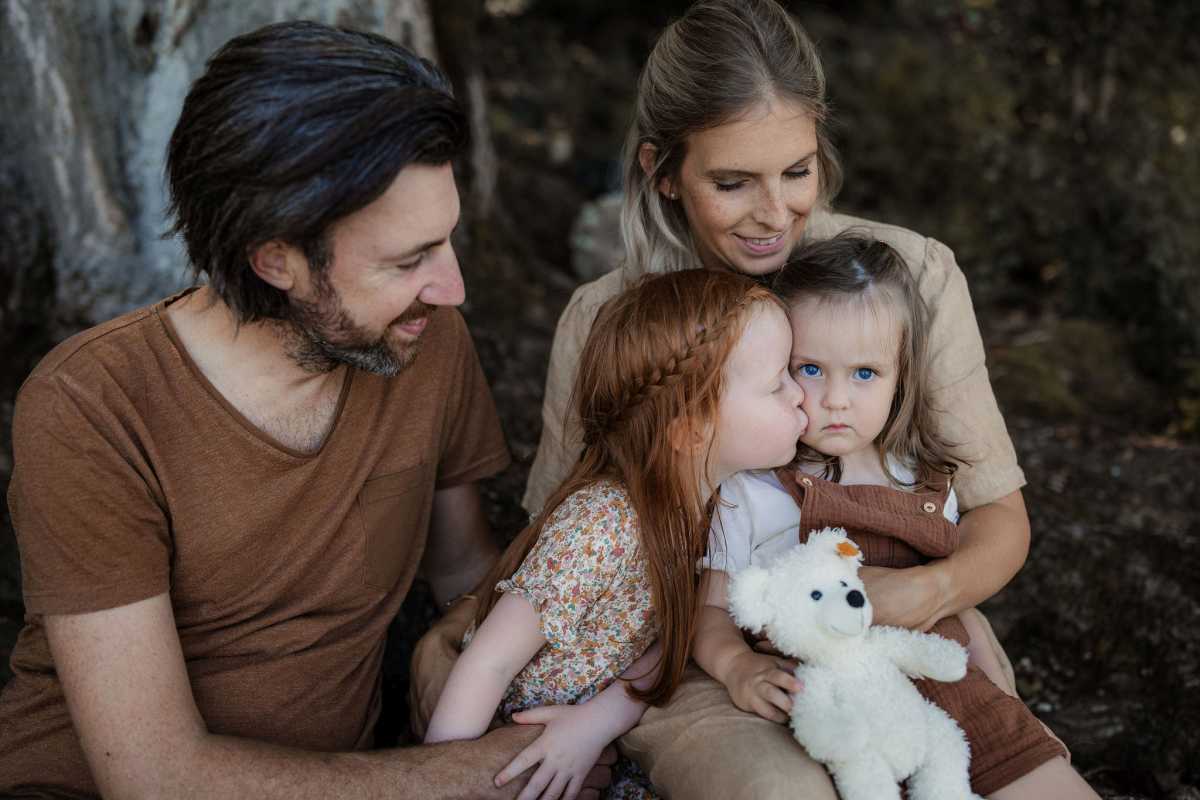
[836,541,861,558]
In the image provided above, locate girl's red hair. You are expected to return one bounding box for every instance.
[476,269,782,705]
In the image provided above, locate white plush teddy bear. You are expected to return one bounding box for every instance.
[727,527,981,800]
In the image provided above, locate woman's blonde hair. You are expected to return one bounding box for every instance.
[771,233,963,487]
[621,0,843,278]
[477,269,783,706]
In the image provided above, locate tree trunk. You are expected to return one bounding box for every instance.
[0,0,437,327]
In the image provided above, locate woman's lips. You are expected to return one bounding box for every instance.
[734,232,786,256]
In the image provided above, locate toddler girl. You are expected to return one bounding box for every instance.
[425,269,808,800]
[695,234,1095,798]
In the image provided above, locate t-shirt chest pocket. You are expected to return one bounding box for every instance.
[358,463,433,592]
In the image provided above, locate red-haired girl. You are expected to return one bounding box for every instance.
[424,269,808,799]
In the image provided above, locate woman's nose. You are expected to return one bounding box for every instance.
[752,183,789,230]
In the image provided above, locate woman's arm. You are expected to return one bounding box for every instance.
[861,490,1031,631]
[424,592,547,744]
[692,569,800,723]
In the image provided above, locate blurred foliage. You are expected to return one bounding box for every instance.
[506,0,1200,434]
[802,0,1200,427]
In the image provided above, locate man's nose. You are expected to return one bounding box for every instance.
[420,248,466,307]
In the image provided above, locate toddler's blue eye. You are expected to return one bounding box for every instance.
[854,367,876,381]
[797,364,821,378]
[810,590,823,601]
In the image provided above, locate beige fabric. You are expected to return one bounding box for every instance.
[523,208,1025,515]
[618,665,837,800]
[0,290,510,797]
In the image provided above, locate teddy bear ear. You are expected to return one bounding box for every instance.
[809,527,864,565]
[728,565,773,634]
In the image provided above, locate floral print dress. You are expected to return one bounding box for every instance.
[463,480,659,799]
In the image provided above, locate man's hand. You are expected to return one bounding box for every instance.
[496,706,618,800]
[722,650,802,724]
[409,594,478,738]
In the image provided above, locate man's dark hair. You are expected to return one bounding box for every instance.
[166,21,467,322]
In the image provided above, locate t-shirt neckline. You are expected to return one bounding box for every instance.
[153,288,356,460]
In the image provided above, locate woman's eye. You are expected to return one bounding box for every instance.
[810,590,822,601]
[784,167,812,180]
[715,180,745,192]
[854,367,876,381]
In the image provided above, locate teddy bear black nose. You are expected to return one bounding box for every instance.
[846,590,865,608]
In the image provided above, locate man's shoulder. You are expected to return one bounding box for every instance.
[30,302,163,382]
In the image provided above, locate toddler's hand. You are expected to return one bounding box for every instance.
[496,703,616,800]
[725,650,803,724]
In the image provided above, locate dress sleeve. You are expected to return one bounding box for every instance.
[9,375,171,615]
[498,484,639,647]
[919,239,1026,510]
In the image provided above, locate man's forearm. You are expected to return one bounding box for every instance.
[131,731,535,800]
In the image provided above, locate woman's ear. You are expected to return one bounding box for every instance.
[638,142,677,200]
[248,240,299,292]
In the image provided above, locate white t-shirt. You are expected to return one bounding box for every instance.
[703,460,959,574]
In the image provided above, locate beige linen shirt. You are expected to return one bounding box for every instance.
[522,208,1025,515]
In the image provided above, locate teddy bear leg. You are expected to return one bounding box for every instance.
[829,754,901,800]
[905,708,980,800]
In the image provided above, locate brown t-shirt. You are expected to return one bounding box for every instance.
[0,291,510,797]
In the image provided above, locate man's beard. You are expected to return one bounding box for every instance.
[281,273,433,377]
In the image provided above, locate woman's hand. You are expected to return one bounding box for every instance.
[859,564,948,631]
[722,650,802,724]
[496,703,619,800]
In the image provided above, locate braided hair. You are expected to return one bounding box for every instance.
[476,269,783,706]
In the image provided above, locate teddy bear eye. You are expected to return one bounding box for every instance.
[839,580,848,587]
[810,590,823,601]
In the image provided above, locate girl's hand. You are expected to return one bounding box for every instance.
[724,650,803,723]
[496,703,618,800]
[859,564,947,631]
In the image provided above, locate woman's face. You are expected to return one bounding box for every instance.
[669,96,820,276]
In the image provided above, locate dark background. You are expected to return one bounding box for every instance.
[2,2,1198,798]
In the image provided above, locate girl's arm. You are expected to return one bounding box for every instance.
[692,569,800,724]
[862,490,1030,630]
[424,592,547,744]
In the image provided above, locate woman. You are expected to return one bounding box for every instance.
[415,1,1092,797]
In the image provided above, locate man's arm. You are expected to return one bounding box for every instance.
[422,481,502,606]
[47,592,538,800]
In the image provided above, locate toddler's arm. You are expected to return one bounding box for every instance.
[424,592,547,744]
[693,569,801,723]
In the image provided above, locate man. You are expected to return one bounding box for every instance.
[0,21,610,798]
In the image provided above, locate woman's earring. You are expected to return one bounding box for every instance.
[669,191,678,200]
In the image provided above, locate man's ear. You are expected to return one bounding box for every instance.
[248,240,299,292]
[638,142,677,201]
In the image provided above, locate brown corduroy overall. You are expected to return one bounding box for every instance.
[775,467,1067,796]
